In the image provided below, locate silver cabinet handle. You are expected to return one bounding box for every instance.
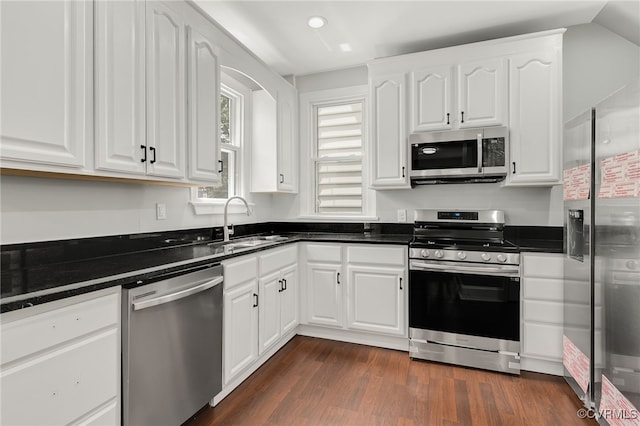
[133,276,223,311]
[476,132,483,173]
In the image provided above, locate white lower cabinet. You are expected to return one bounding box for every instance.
[222,245,298,386]
[0,287,121,426]
[521,252,564,375]
[302,243,408,339]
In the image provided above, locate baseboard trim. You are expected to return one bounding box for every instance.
[297,324,409,352]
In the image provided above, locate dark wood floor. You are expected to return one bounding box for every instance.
[188,336,597,426]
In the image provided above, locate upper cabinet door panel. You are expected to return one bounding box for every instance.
[370,73,409,188]
[146,2,185,178]
[95,0,146,174]
[507,50,561,185]
[0,0,91,168]
[277,95,295,192]
[457,58,507,128]
[187,25,221,183]
[412,66,453,132]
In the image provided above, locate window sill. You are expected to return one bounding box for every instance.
[190,200,255,216]
[295,215,380,222]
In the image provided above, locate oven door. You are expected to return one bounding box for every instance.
[409,260,520,342]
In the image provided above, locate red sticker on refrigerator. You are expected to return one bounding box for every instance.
[599,375,640,426]
[563,335,589,393]
[599,149,640,199]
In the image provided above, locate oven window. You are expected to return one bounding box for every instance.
[411,140,477,170]
[409,270,520,341]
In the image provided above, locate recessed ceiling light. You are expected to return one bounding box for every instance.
[307,16,327,29]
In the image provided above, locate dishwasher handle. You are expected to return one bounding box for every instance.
[133,276,223,311]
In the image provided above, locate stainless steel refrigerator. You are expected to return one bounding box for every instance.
[563,78,640,425]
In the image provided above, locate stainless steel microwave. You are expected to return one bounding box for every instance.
[409,127,508,184]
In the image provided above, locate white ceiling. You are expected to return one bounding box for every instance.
[194,1,612,77]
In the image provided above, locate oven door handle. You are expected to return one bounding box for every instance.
[409,260,519,277]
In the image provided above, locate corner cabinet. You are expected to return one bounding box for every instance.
[301,243,408,338]
[251,85,298,193]
[505,49,562,186]
[0,0,92,169]
[369,73,410,189]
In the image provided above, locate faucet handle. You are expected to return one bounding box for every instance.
[228,224,235,236]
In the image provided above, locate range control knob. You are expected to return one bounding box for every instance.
[497,254,507,263]
[457,251,467,260]
[481,253,491,261]
[420,249,430,258]
[434,250,444,258]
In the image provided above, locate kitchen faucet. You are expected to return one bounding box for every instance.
[223,196,251,241]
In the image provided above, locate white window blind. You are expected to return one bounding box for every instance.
[316,102,363,214]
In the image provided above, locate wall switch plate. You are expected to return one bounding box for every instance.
[156,203,167,220]
[397,209,407,223]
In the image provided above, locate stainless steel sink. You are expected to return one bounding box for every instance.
[220,235,289,251]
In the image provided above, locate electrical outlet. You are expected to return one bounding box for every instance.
[397,209,407,223]
[156,203,167,220]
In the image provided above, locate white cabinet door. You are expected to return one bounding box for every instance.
[94,0,146,174]
[0,0,90,168]
[258,270,282,354]
[346,265,406,336]
[280,264,298,335]
[411,66,453,132]
[457,58,507,128]
[507,50,562,185]
[370,73,409,189]
[186,23,221,183]
[306,262,343,327]
[146,1,185,179]
[223,280,259,384]
[277,92,296,192]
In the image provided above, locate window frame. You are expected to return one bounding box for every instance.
[299,85,377,221]
[190,74,250,214]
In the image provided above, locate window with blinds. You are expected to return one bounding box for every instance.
[315,102,363,214]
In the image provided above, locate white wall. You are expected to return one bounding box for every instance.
[563,23,640,121]
[0,175,272,244]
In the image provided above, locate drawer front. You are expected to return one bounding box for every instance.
[223,254,258,289]
[522,253,563,278]
[523,322,563,360]
[523,300,563,324]
[259,245,297,275]
[1,329,119,426]
[346,245,406,266]
[1,292,119,365]
[523,277,563,302]
[77,400,119,426]
[305,244,342,263]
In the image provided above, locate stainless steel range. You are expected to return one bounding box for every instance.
[408,209,521,374]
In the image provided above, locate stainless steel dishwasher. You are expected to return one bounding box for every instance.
[122,263,223,426]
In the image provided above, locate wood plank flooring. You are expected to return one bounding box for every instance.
[188,336,597,426]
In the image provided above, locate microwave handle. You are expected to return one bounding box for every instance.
[476,133,483,173]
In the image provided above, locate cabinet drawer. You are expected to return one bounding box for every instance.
[259,245,297,275]
[523,277,563,301]
[346,245,406,266]
[1,329,119,426]
[1,292,119,365]
[523,300,563,324]
[223,255,258,289]
[522,253,563,278]
[78,400,119,426]
[523,322,563,360]
[305,244,342,263]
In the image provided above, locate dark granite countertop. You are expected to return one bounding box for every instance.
[1,222,562,313]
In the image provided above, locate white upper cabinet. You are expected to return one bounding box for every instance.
[145,1,186,179]
[506,49,562,185]
[251,86,298,193]
[94,0,146,175]
[186,22,221,183]
[370,73,410,189]
[0,0,91,169]
[411,66,453,132]
[457,58,507,128]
